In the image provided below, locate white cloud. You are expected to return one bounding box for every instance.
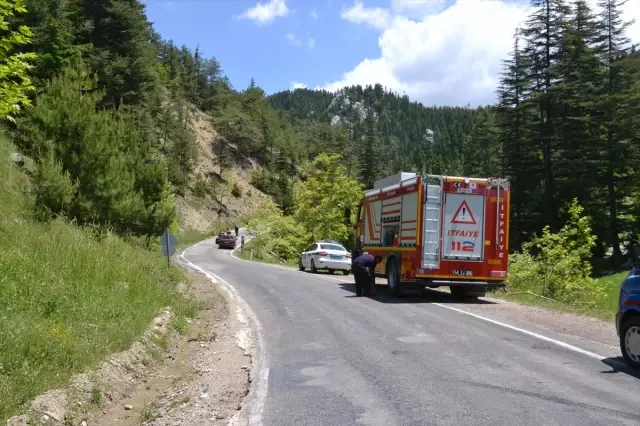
[341,1,392,30]
[621,0,640,48]
[239,0,289,25]
[390,0,447,18]
[286,32,302,46]
[311,9,319,20]
[291,81,308,90]
[324,0,640,107]
[287,33,316,49]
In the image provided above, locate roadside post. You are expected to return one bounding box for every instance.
[241,236,245,252]
[159,228,177,269]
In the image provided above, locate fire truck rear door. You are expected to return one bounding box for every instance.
[442,192,485,261]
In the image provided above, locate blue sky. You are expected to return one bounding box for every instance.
[143,0,640,106]
[143,0,386,94]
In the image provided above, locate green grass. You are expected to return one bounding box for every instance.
[235,240,295,266]
[0,134,196,422]
[494,270,629,322]
[175,229,215,251]
[594,270,629,315]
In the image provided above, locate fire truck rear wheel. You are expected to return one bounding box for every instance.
[386,258,401,296]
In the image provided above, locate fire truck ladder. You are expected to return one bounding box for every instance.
[422,179,442,270]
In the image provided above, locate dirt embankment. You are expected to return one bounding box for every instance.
[7,267,254,426]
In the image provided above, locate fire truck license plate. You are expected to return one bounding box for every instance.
[452,270,472,277]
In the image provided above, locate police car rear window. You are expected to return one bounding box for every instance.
[321,244,345,251]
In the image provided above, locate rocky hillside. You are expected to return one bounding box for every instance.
[177,108,268,232]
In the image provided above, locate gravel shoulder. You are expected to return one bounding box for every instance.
[454,295,619,349]
[367,276,621,356]
[92,270,251,426]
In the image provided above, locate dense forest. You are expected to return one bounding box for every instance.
[2,0,639,265]
[1,0,340,236]
[268,0,640,264]
[268,86,479,182]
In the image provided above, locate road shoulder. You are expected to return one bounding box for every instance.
[448,296,619,357]
[6,266,252,426]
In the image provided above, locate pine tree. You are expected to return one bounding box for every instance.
[594,0,635,262]
[552,0,606,249]
[462,107,501,177]
[358,110,382,188]
[521,0,572,230]
[21,0,86,84]
[497,28,540,247]
[23,66,174,236]
[75,0,160,107]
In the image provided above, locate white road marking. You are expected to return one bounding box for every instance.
[178,242,269,426]
[214,235,628,380]
[432,303,609,361]
[225,238,620,365]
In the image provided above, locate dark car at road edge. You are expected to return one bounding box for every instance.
[616,244,640,369]
[217,233,237,250]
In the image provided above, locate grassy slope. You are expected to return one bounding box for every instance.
[0,135,195,422]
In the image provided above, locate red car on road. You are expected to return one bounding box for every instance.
[217,232,237,249]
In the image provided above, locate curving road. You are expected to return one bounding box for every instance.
[181,234,640,426]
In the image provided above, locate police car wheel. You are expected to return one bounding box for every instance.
[343,269,350,276]
[299,258,304,271]
[311,259,318,273]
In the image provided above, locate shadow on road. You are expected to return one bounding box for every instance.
[300,270,351,277]
[600,357,640,380]
[337,283,496,305]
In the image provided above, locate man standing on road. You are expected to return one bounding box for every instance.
[234,226,239,236]
[352,253,382,297]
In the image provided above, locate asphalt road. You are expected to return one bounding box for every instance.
[182,235,640,426]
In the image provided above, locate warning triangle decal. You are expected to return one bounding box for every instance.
[451,200,477,224]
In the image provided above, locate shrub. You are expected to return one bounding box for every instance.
[192,176,209,198]
[507,199,604,307]
[231,182,242,198]
[246,199,308,262]
[32,152,76,220]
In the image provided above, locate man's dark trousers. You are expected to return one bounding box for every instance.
[353,264,371,297]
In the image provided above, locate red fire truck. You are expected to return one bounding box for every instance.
[354,172,510,299]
